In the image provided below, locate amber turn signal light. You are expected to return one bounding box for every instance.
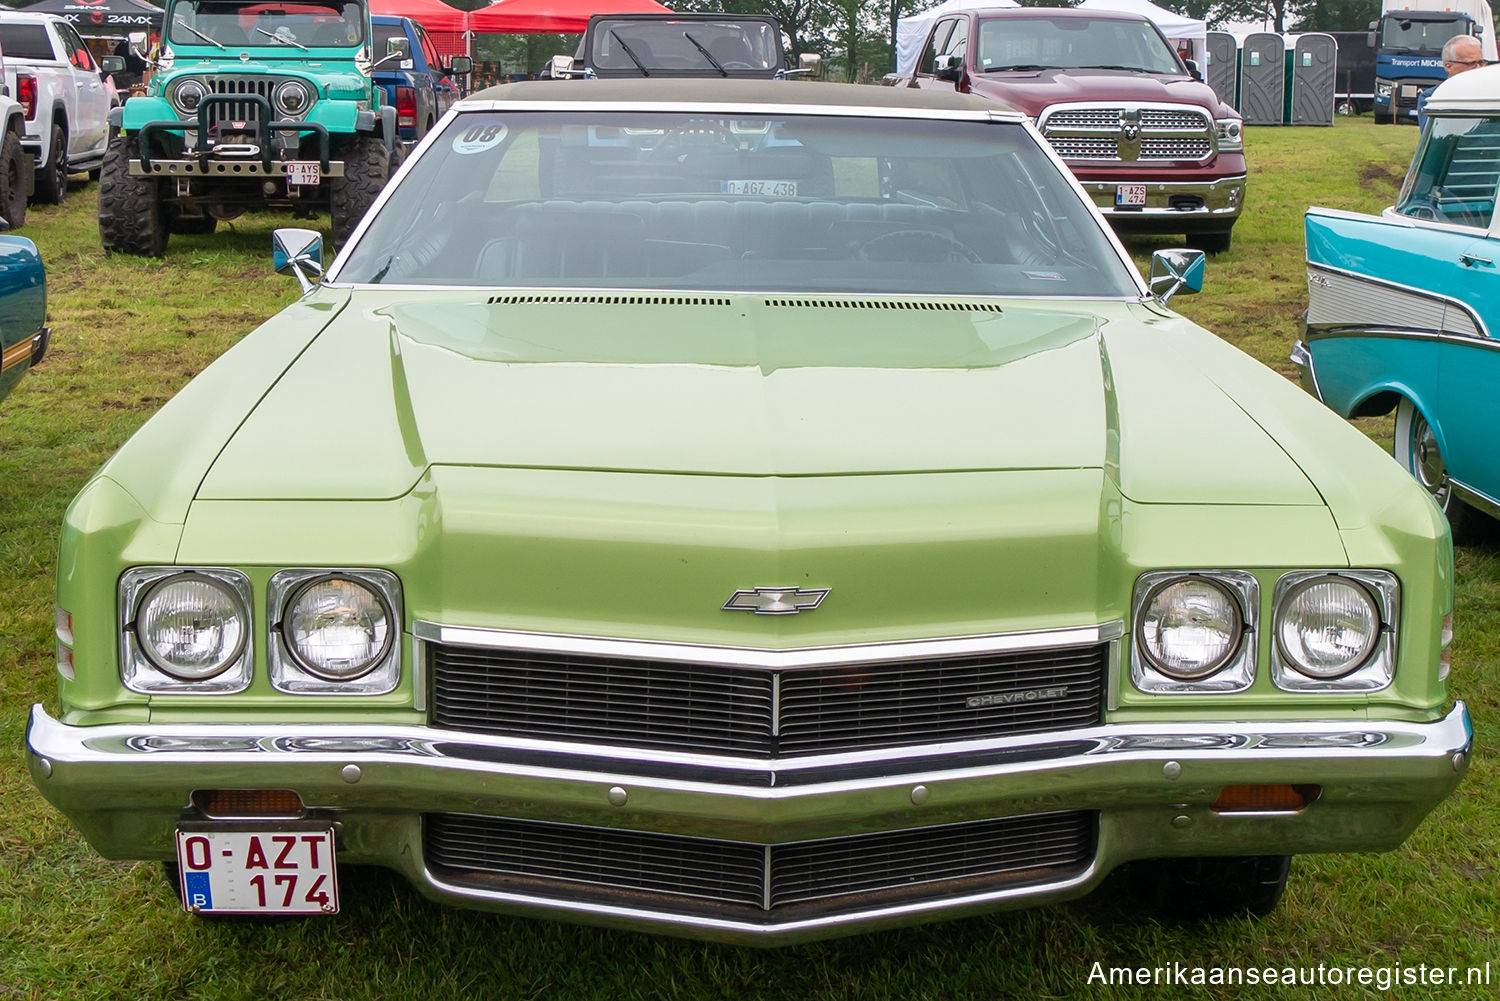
[1211,783,1320,813]
[192,789,306,818]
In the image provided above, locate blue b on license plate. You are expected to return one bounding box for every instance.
[285,162,321,186]
[1115,184,1147,207]
[175,827,338,915]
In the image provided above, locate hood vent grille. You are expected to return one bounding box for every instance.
[763,299,1004,313]
[487,294,732,306]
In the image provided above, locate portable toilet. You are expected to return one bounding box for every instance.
[1291,33,1337,125]
[1240,33,1286,125]
[1207,31,1238,108]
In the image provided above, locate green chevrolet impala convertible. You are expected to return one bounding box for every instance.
[27,79,1471,944]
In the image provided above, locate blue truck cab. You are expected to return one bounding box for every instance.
[371,15,470,144]
[1370,8,1486,124]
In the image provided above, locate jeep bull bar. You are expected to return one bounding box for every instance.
[136,94,332,176]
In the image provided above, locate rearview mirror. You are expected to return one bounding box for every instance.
[273,228,324,294]
[1183,58,1202,82]
[447,54,473,75]
[385,36,410,59]
[99,55,125,73]
[549,53,578,78]
[933,52,963,82]
[1149,249,1205,304]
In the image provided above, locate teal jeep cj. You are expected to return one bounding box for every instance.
[100,0,396,256]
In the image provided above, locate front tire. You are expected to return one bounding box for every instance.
[99,137,167,257]
[1131,855,1291,919]
[0,129,30,228]
[1394,397,1473,540]
[329,134,390,246]
[32,122,67,205]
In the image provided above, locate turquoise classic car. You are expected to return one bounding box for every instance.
[0,230,47,406]
[1296,65,1500,538]
[28,80,1470,944]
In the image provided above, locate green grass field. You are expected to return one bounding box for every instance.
[2,118,1496,1000]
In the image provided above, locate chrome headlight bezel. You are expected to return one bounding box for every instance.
[268,568,402,694]
[120,567,253,693]
[1272,570,1398,691]
[273,79,313,118]
[1131,570,1258,694]
[1214,117,1243,152]
[169,77,208,116]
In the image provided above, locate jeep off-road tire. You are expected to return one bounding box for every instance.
[99,137,167,257]
[330,134,390,246]
[0,129,30,228]
[32,122,67,205]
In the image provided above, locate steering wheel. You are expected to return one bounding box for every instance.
[856,229,982,263]
[648,124,736,161]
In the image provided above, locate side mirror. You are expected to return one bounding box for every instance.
[386,36,411,59]
[798,52,821,76]
[1148,249,1205,304]
[100,55,126,73]
[447,54,473,75]
[933,52,963,82]
[549,53,577,78]
[1475,25,1486,36]
[1183,58,1202,82]
[273,228,324,294]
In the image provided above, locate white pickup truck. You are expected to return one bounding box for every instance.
[0,43,33,227]
[0,11,113,205]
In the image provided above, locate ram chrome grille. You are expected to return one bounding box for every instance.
[425,811,1096,913]
[429,640,1107,757]
[204,76,277,127]
[1041,104,1215,163]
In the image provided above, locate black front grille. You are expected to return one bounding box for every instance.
[430,641,1107,757]
[204,76,276,128]
[426,811,1096,914]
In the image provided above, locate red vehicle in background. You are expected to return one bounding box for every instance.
[888,6,1245,252]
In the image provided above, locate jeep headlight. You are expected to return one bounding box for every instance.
[269,569,401,693]
[120,568,254,693]
[170,78,207,115]
[274,79,312,117]
[1214,117,1243,152]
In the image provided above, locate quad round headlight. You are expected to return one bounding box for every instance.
[281,576,392,680]
[1137,577,1243,680]
[274,79,311,117]
[135,573,248,680]
[171,78,207,114]
[1275,576,1380,679]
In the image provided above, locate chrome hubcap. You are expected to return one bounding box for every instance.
[1412,413,1450,505]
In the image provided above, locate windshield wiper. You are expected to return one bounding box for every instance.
[255,27,308,51]
[609,30,650,76]
[984,63,1051,72]
[174,16,224,49]
[1077,64,1155,72]
[682,31,727,76]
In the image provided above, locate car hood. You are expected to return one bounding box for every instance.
[968,70,1222,119]
[196,293,1322,506]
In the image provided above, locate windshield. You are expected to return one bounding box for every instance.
[1380,16,1466,54]
[977,16,1182,74]
[1396,116,1500,228]
[337,110,1138,297]
[587,18,782,75]
[168,0,365,49]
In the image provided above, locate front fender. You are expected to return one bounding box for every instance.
[306,100,360,133]
[120,96,176,133]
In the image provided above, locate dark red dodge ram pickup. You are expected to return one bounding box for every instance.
[888,6,1245,252]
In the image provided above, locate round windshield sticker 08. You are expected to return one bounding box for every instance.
[452,123,508,155]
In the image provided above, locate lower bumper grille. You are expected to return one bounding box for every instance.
[425,811,1096,915]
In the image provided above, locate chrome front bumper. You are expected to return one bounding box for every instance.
[27,702,1471,944]
[1082,173,1246,225]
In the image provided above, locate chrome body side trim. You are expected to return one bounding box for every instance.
[410,620,1125,672]
[26,703,1472,944]
[1306,262,1487,339]
[1452,478,1500,520]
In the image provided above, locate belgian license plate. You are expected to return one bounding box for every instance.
[721,179,797,196]
[175,827,338,915]
[1115,183,1147,207]
[285,161,321,186]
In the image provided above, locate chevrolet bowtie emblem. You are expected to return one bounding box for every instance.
[722,586,831,615]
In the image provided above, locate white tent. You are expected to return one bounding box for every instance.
[895,0,1208,75]
[896,0,1017,76]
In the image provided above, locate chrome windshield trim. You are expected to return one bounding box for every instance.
[318,281,1146,300]
[411,621,1125,673]
[450,98,1024,124]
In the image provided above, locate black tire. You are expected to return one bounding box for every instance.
[329,134,390,246]
[32,121,67,205]
[1188,229,1233,254]
[1132,855,1291,919]
[1394,397,1475,542]
[0,129,30,229]
[99,136,167,257]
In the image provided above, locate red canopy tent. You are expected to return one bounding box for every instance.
[467,0,672,35]
[369,0,469,56]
